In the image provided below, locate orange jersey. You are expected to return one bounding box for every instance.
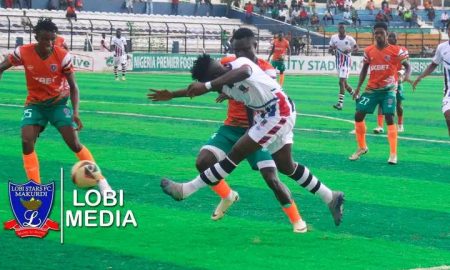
[54,35,67,48]
[271,38,290,61]
[8,44,74,105]
[220,56,276,127]
[363,45,408,91]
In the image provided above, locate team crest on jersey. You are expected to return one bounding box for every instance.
[26,65,34,70]
[384,55,391,61]
[4,181,59,238]
[50,64,58,72]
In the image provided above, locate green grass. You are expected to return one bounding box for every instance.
[0,71,449,270]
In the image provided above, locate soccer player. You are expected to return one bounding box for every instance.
[328,23,358,110]
[267,32,290,87]
[149,28,306,233]
[349,22,411,164]
[413,22,450,136]
[0,18,111,193]
[55,34,69,50]
[160,55,345,227]
[373,32,408,133]
[111,29,128,81]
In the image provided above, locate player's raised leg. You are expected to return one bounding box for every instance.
[161,134,262,200]
[22,125,43,183]
[58,125,112,193]
[272,143,344,226]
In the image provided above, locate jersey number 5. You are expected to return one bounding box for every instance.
[23,109,33,119]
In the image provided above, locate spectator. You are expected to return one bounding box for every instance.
[66,4,77,22]
[291,7,300,25]
[299,7,309,25]
[279,8,288,22]
[323,9,334,25]
[194,0,201,16]
[144,0,153,15]
[244,1,254,23]
[327,0,337,14]
[75,0,83,11]
[397,0,405,18]
[424,0,432,11]
[403,9,412,27]
[271,5,279,19]
[381,0,388,10]
[336,0,345,11]
[427,6,435,21]
[21,11,33,30]
[441,11,448,30]
[171,0,179,15]
[344,0,352,10]
[310,12,319,28]
[221,30,230,53]
[365,0,374,15]
[308,0,316,13]
[125,0,133,13]
[343,8,352,24]
[204,0,213,17]
[375,10,387,22]
[351,7,361,26]
[100,33,110,52]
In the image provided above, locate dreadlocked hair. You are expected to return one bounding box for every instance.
[191,54,213,82]
[33,18,58,34]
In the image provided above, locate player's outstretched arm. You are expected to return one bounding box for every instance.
[401,60,413,88]
[65,72,83,131]
[187,65,252,98]
[413,62,438,90]
[353,63,369,100]
[147,88,188,101]
[0,58,13,80]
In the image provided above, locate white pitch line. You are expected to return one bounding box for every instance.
[410,266,450,270]
[1,103,448,144]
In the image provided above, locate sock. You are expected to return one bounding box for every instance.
[75,146,95,162]
[288,163,333,204]
[338,93,344,105]
[121,63,126,77]
[114,66,118,78]
[377,114,384,128]
[282,201,302,223]
[346,87,354,96]
[355,121,367,149]
[387,124,398,155]
[23,151,40,183]
[398,115,403,126]
[279,73,285,86]
[184,157,238,198]
[210,180,232,199]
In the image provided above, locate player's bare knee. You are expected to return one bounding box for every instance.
[69,142,83,153]
[385,114,395,125]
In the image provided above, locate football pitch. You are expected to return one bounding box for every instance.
[0,72,449,269]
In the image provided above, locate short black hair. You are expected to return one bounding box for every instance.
[338,22,346,26]
[373,22,388,31]
[33,18,58,34]
[232,27,255,40]
[191,54,213,82]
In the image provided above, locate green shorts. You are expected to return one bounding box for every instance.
[271,60,286,73]
[21,102,74,129]
[205,125,274,170]
[356,90,396,115]
[397,83,405,101]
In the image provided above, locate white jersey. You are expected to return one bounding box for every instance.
[329,34,356,68]
[100,38,109,52]
[111,36,127,57]
[222,57,293,117]
[432,41,450,98]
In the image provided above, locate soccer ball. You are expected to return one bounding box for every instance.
[71,160,101,188]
